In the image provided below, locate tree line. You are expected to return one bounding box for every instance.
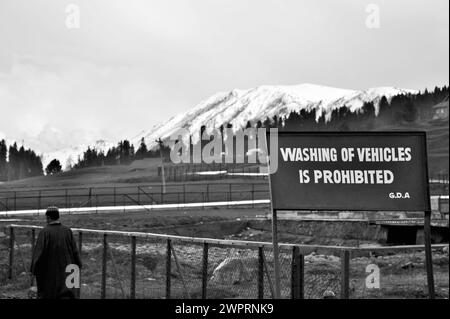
[72,138,171,169]
[0,141,44,181]
[269,85,449,131]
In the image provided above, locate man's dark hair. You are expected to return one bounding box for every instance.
[45,206,60,220]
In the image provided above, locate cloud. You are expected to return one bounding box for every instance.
[0,0,448,153]
[0,54,183,150]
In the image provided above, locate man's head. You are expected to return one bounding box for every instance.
[45,206,60,224]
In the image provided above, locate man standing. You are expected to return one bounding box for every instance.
[30,206,82,299]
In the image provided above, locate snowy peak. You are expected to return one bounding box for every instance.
[138,84,417,148]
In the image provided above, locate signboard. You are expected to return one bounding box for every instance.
[269,131,431,211]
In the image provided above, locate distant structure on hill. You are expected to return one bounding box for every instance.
[433,95,449,120]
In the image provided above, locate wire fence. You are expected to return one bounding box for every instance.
[0,182,269,212]
[157,163,268,182]
[1,225,448,299]
[1,177,448,213]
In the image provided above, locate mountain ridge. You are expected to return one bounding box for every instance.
[135,83,417,149]
[2,83,420,170]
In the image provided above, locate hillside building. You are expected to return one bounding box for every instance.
[433,95,449,120]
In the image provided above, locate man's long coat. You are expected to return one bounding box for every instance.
[30,222,82,299]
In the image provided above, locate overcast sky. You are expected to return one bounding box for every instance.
[0,0,448,152]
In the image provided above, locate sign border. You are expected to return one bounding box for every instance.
[267,130,432,212]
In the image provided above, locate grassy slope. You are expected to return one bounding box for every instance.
[375,119,449,176]
[0,158,266,193]
[0,158,163,190]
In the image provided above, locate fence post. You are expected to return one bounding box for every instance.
[166,239,172,299]
[201,243,209,299]
[29,229,36,286]
[340,250,350,299]
[8,226,14,279]
[101,234,107,299]
[258,247,264,299]
[130,236,136,299]
[137,186,141,205]
[228,184,232,208]
[424,210,435,299]
[291,246,304,299]
[38,190,41,210]
[299,251,305,299]
[31,229,36,252]
[252,184,255,208]
[78,231,83,299]
[438,196,441,213]
[78,231,83,255]
[114,187,116,207]
[202,192,206,210]
[14,191,16,211]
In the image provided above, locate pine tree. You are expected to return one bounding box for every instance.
[136,138,148,160]
[46,159,62,175]
[0,140,7,181]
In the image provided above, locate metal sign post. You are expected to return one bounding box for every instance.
[424,210,435,298]
[422,136,435,299]
[268,169,281,299]
[265,133,281,299]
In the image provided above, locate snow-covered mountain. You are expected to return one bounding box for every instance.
[11,83,416,170]
[135,83,417,149]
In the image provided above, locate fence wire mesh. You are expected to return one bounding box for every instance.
[207,246,260,299]
[1,226,448,299]
[349,249,449,299]
[303,252,341,299]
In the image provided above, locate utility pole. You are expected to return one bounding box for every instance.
[157,138,166,194]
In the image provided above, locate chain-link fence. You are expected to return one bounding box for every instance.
[1,225,448,299]
[349,247,449,299]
